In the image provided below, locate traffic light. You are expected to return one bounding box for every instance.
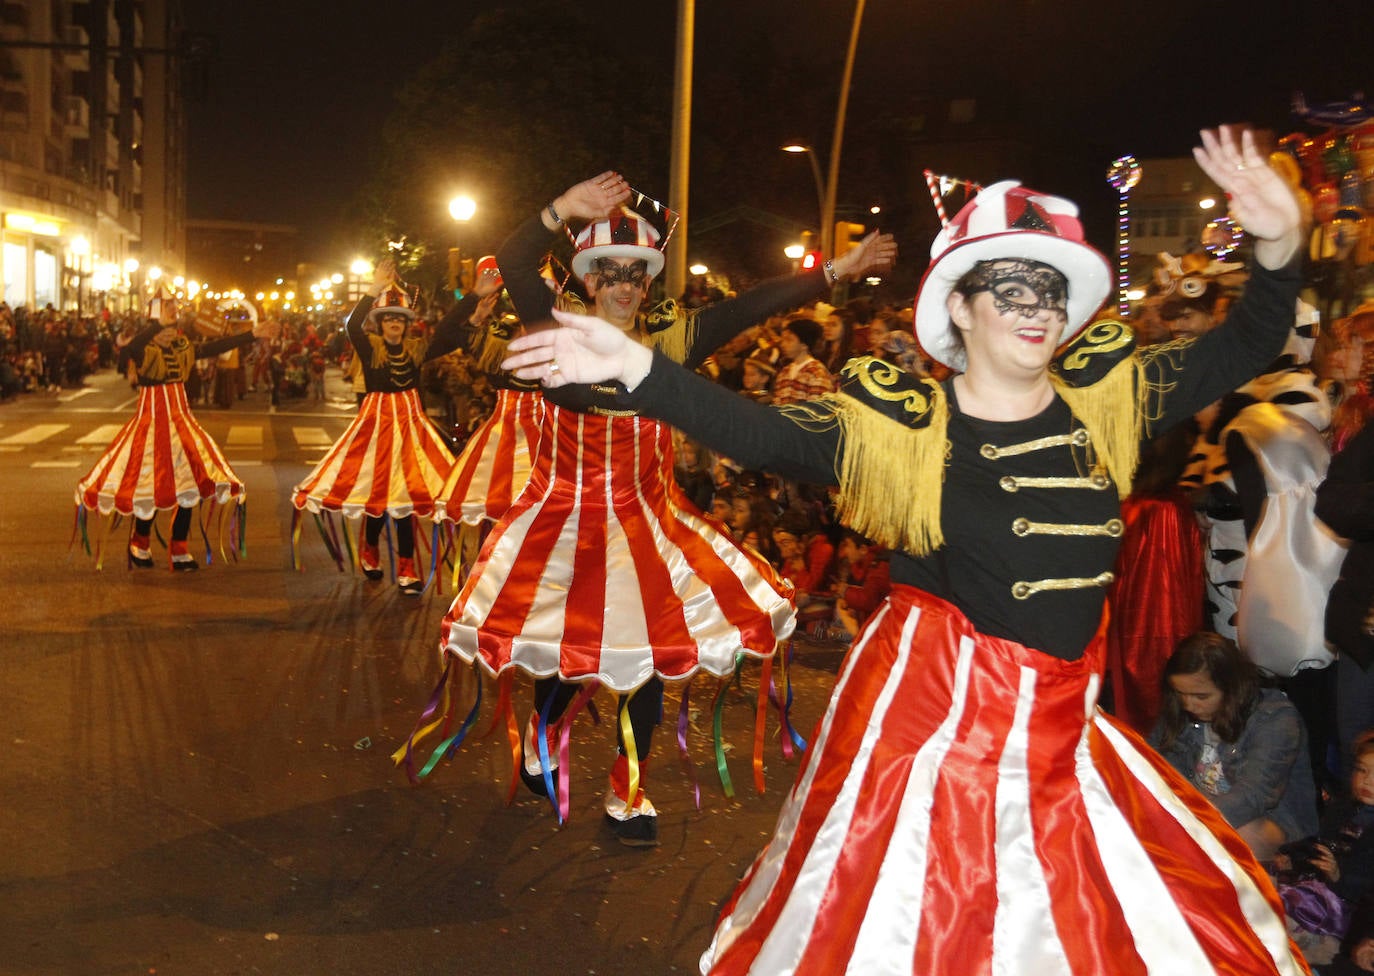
[801,250,822,271]
[834,221,865,256]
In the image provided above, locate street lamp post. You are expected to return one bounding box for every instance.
[782,144,828,254]
[449,195,477,295]
[823,0,866,264]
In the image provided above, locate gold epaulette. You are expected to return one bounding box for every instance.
[783,357,949,556]
[1047,319,1145,500]
[646,300,694,364]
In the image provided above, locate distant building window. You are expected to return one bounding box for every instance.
[3,240,26,305]
[34,247,58,307]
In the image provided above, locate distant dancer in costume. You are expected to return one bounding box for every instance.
[291,259,462,595]
[503,128,1313,973]
[433,255,547,583]
[405,173,895,847]
[76,287,276,570]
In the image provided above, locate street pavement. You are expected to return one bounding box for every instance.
[0,371,845,975]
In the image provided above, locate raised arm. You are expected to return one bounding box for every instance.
[685,231,897,368]
[499,172,631,329]
[1145,126,1308,431]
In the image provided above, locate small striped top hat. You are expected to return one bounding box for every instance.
[571,208,665,279]
[368,284,417,323]
[914,181,1111,371]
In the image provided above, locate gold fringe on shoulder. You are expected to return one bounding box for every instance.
[648,305,696,365]
[810,388,950,556]
[1050,354,1145,500]
[475,329,512,374]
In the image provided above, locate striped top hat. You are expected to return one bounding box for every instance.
[571,207,665,279]
[147,284,179,323]
[914,180,1111,371]
[367,284,417,323]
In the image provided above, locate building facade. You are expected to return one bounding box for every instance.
[0,0,186,313]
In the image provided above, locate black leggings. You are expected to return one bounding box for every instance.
[364,514,414,558]
[134,507,193,542]
[533,675,664,757]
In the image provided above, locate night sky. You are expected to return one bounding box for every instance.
[184,0,1371,267]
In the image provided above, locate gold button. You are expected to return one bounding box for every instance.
[980,444,998,459]
[1012,518,1030,536]
[1000,476,1019,493]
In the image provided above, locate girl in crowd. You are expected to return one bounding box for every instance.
[1151,631,1318,860]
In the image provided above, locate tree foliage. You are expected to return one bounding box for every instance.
[354,1,674,287]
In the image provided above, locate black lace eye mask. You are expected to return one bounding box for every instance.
[594,259,649,287]
[963,260,1068,318]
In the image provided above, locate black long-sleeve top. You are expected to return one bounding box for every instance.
[620,262,1302,659]
[343,293,479,394]
[126,322,257,386]
[497,214,832,413]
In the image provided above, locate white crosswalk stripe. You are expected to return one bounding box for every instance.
[1,423,70,445]
[76,424,124,445]
[291,426,334,448]
[225,425,263,446]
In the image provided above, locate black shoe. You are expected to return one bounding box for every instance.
[520,764,554,799]
[129,548,154,569]
[398,577,424,596]
[605,813,659,848]
[171,555,199,572]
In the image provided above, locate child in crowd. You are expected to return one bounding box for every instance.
[1275,733,1374,967]
[1150,631,1319,860]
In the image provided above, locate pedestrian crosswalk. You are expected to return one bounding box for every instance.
[0,419,353,469]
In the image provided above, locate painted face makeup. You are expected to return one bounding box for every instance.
[594,259,649,288]
[962,259,1068,320]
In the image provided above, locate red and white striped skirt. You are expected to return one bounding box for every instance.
[75,382,244,519]
[701,585,1308,975]
[435,387,543,525]
[292,389,454,519]
[440,405,795,692]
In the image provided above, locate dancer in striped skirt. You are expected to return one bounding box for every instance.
[409,173,896,847]
[291,258,477,595]
[76,287,275,570]
[503,127,1313,972]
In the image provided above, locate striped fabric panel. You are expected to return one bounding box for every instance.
[76,383,244,519]
[700,589,1309,976]
[292,389,454,519]
[440,405,793,692]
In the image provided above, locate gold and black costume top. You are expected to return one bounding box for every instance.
[126,323,256,386]
[622,263,1302,659]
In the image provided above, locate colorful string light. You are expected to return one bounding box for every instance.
[1106,155,1142,316]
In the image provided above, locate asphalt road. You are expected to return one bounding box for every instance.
[0,370,844,976]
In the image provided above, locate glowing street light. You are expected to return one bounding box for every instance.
[350,258,373,276]
[784,244,805,260]
[449,195,477,223]
[689,263,708,275]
